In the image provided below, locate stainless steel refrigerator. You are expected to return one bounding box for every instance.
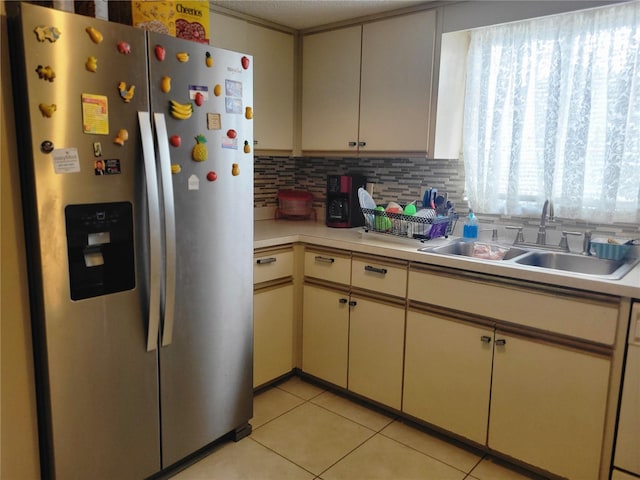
[8,3,253,478]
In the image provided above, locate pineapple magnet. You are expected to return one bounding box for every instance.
[192,135,208,162]
[243,140,251,154]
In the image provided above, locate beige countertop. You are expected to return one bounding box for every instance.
[255,219,640,299]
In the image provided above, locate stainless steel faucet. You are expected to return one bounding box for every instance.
[536,199,554,245]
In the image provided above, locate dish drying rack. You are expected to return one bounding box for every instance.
[361,208,458,240]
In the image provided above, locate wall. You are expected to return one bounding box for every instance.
[0,1,41,478]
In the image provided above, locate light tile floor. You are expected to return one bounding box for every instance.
[172,377,547,480]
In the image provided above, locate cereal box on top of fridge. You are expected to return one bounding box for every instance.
[132,1,210,44]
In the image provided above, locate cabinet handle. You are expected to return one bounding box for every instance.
[256,257,276,265]
[348,300,357,307]
[364,265,387,275]
[480,335,492,344]
[314,255,335,264]
[348,141,357,147]
[358,141,366,147]
[339,298,348,304]
[495,339,506,346]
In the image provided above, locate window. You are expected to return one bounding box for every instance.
[462,2,640,224]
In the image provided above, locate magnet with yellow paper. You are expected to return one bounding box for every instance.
[243,141,251,154]
[39,103,57,118]
[205,52,213,67]
[232,163,240,176]
[160,76,171,93]
[213,84,222,97]
[113,129,128,146]
[34,25,61,43]
[117,42,131,54]
[245,107,253,119]
[35,65,55,82]
[118,82,135,103]
[171,164,181,174]
[86,26,103,44]
[86,56,98,73]
[169,100,193,120]
[191,135,208,162]
[176,52,189,63]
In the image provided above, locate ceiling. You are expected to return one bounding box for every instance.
[209,0,431,30]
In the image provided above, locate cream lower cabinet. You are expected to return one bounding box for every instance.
[302,284,350,388]
[254,247,295,388]
[489,332,610,480]
[403,310,494,444]
[253,284,294,388]
[348,294,405,410]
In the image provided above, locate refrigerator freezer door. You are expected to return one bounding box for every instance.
[139,112,163,352]
[147,33,254,467]
[10,4,161,479]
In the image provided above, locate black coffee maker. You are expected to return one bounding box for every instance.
[326,174,367,228]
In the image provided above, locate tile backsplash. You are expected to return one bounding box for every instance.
[254,155,640,240]
[254,155,466,209]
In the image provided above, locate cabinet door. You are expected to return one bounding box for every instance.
[302,285,349,387]
[403,311,493,444]
[253,285,294,388]
[359,10,436,153]
[348,296,405,410]
[210,13,294,152]
[301,26,361,152]
[489,333,610,480]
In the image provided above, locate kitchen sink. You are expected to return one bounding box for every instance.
[515,251,640,279]
[419,240,639,280]
[421,241,529,261]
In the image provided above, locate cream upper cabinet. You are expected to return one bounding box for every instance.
[301,10,436,155]
[301,26,362,152]
[210,13,294,153]
[489,332,610,480]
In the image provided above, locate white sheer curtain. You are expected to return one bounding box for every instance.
[462,2,640,224]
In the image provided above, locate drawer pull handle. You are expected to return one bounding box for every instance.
[348,300,357,307]
[358,141,366,147]
[480,335,492,344]
[364,265,387,275]
[339,298,348,304]
[495,339,506,346]
[348,141,357,147]
[315,256,335,264]
[256,257,276,265]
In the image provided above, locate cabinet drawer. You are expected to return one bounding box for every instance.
[352,256,407,298]
[304,249,351,285]
[408,267,620,344]
[254,248,294,284]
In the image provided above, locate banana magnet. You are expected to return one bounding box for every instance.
[176,52,189,62]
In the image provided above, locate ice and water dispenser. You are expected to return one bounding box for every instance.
[64,202,135,300]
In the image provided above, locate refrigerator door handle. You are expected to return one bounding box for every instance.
[153,113,177,347]
[138,112,162,352]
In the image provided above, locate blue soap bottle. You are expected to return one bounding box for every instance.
[463,210,478,240]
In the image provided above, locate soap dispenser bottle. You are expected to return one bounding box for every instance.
[463,210,478,240]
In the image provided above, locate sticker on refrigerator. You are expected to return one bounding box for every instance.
[207,113,221,130]
[225,80,242,98]
[225,97,242,114]
[52,148,80,174]
[188,174,200,190]
[95,158,121,175]
[189,85,208,101]
[222,137,237,150]
[81,94,109,135]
